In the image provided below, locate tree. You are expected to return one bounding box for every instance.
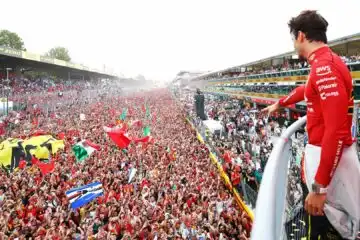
[0,30,26,50]
[46,47,71,61]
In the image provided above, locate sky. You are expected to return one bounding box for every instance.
[1,0,360,81]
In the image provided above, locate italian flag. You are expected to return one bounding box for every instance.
[143,126,151,136]
[72,140,101,163]
[119,108,127,121]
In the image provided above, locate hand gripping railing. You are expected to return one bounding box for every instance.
[251,116,307,240]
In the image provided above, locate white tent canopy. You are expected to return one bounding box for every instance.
[203,119,223,133]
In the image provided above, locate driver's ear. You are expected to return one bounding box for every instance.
[298,31,306,42]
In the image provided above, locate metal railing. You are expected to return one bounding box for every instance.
[251,116,307,240]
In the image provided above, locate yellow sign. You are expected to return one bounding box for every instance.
[352,71,360,79]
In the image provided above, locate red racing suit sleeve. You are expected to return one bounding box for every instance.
[278,85,305,107]
[311,62,350,187]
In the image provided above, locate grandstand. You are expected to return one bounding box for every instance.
[181,32,360,240]
[0,46,144,114]
[192,33,360,94]
[172,71,205,88]
[0,46,118,81]
[192,32,360,113]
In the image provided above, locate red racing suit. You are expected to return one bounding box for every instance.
[278,46,354,187]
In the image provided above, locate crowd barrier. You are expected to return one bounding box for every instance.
[171,88,256,220]
[188,115,260,207]
[251,116,307,240]
[185,116,254,220]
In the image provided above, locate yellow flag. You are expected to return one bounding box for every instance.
[22,135,64,160]
[0,138,22,170]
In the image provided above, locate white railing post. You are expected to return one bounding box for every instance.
[251,116,307,240]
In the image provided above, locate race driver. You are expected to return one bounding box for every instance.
[262,10,354,239]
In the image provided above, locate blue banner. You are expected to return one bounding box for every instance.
[65,181,104,209]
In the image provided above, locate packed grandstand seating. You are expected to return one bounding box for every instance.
[198,54,360,81]
[0,77,254,239]
[215,85,297,96]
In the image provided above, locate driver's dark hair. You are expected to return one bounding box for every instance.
[288,10,328,43]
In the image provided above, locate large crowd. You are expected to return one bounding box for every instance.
[179,90,304,210]
[0,78,253,239]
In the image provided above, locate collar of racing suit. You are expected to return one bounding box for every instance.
[307,45,330,65]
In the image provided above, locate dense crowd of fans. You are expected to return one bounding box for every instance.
[178,91,304,210]
[1,50,356,238]
[0,78,254,239]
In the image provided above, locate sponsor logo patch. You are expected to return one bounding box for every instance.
[316,65,332,76]
[318,83,337,92]
[320,91,339,100]
[316,76,336,85]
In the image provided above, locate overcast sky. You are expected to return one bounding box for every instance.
[1,0,359,81]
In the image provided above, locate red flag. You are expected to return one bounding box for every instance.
[19,160,27,169]
[83,140,101,151]
[104,127,131,149]
[37,161,55,175]
[31,156,39,165]
[58,132,65,140]
[133,136,151,144]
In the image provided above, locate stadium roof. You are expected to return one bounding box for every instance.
[0,46,118,78]
[194,32,360,80]
[172,71,205,83]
